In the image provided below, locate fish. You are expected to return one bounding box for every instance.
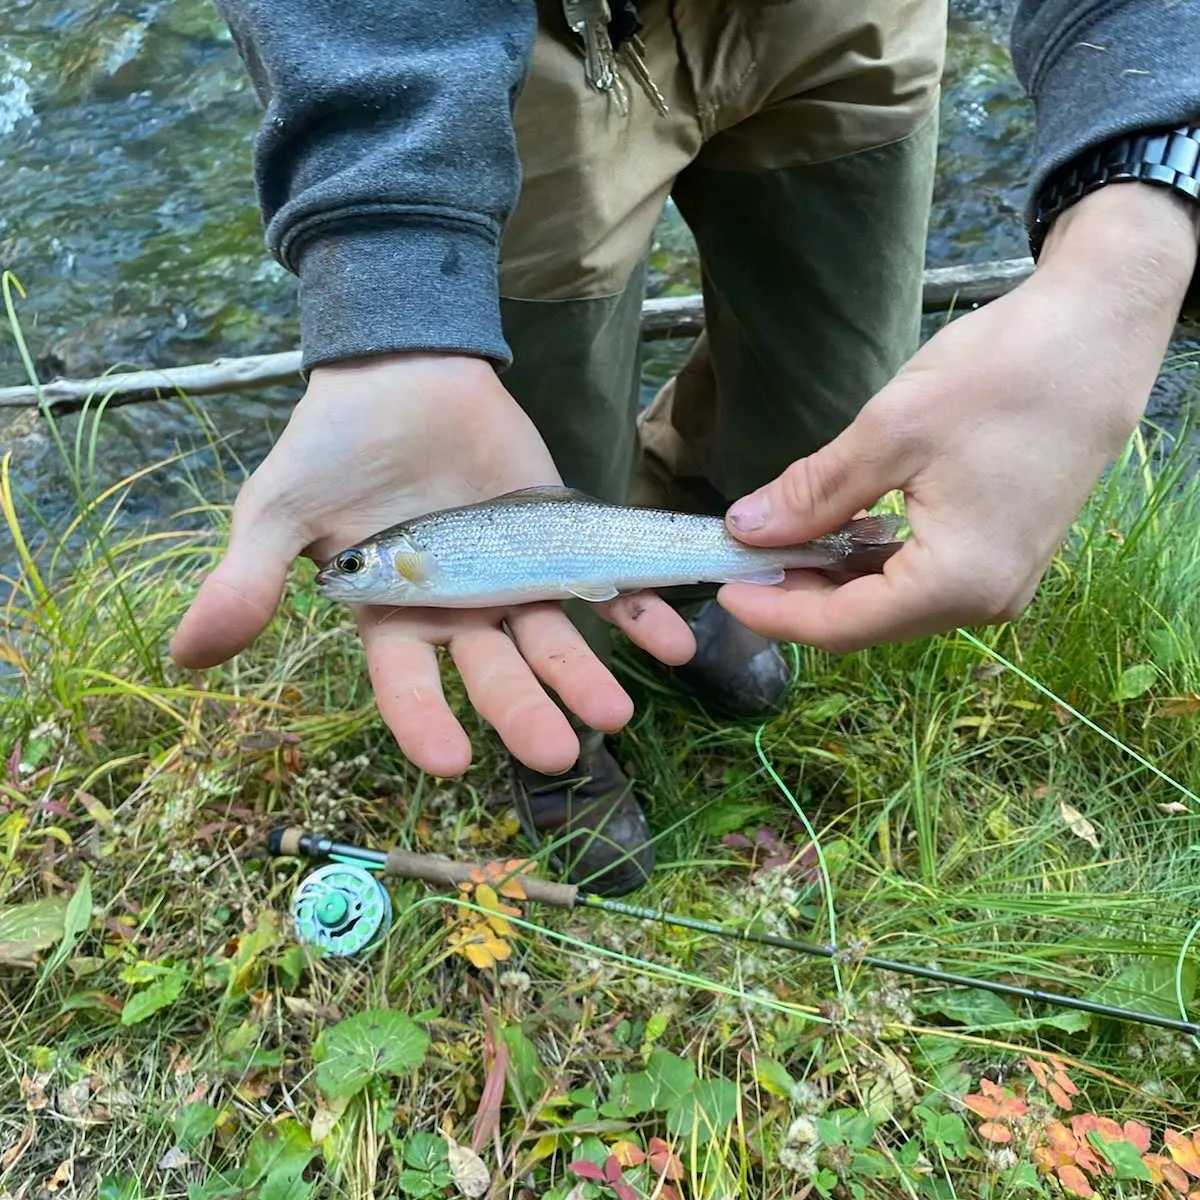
[314,485,905,608]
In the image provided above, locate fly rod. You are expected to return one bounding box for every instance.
[268,825,1200,1038]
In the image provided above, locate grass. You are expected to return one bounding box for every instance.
[2,283,1200,1198]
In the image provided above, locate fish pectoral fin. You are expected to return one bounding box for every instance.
[724,568,786,587]
[565,581,621,602]
[392,550,439,589]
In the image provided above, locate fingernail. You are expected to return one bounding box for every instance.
[728,492,769,532]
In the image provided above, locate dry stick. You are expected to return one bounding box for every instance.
[1,258,1039,415]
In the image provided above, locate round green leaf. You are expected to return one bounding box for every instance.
[313,1009,429,1101]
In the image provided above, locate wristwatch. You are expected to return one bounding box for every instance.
[1028,122,1200,310]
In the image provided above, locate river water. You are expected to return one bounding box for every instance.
[0,0,1196,572]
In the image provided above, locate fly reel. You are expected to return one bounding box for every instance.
[291,863,393,957]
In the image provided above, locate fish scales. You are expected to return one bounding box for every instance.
[314,486,904,608]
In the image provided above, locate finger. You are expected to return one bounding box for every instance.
[170,509,305,669]
[724,412,908,547]
[718,542,1034,654]
[599,592,696,665]
[356,608,474,777]
[504,606,635,733]
[448,626,582,775]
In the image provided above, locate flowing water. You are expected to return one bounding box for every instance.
[0,0,1196,575]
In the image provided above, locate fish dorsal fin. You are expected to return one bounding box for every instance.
[501,484,607,505]
[844,513,905,544]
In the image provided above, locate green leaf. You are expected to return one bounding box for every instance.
[568,1087,596,1108]
[913,1107,967,1159]
[999,1161,1044,1191]
[276,945,306,990]
[500,1023,544,1107]
[313,1009,428,1101]
[603,1071,656,1117]
[98,1176,142,1200]
[397,1170,438,1198]
[1087,1134,1152,1181]
[1146,628,1183,666]
[644,1050,696,1109]
[1033,1010,1092,1034]
[121,970,185,1026]
[917,987,1017,1029]
[666,1078,737,1141]
[42,870,92,977]
[171,1101,223,1152]
[403,1133,447,1172]
[0,896,68,965]
[1087,956,1197,1020]
[1113,662,1157,701]
[245,1118,319,1196]
[753,1057,798,1099]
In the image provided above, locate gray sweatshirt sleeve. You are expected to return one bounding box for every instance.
[214,0,538,373]
[1011,0,1200,226]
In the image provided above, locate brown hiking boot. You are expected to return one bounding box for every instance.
[670,598,793,717]
[510,730,653,897]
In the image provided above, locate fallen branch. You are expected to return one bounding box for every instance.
[1,258,1039,413]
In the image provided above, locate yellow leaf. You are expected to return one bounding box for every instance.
[1165,1130,1200,1179]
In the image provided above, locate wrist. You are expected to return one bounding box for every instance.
[1038,183,1200,317]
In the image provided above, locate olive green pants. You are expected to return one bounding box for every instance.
[497,0,947,657]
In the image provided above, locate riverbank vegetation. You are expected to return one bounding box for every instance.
[3,295,1200,1198]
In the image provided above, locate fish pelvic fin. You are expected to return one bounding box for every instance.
[566,581,621,602]
[723,567,786,587]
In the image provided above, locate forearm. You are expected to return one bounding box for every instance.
[1011,0,1200,212]
[215,0,538,372]
[1039,184,1200,318]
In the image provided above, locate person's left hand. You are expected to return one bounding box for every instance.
[717,185,1199,652]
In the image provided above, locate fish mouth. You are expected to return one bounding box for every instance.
[314,567,334,590]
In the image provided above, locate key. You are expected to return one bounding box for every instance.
[617,34,669,116]
[562,0,618,93]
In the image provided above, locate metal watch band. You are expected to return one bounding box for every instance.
[1028,123,1200,260]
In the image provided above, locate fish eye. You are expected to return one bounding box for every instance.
[335,549,365,575]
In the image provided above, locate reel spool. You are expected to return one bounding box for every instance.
[291,863,393,957]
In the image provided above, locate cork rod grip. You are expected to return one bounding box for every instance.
[383,849,579,910]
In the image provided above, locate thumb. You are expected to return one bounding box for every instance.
[725,421,901,546]
[170,508,307,670]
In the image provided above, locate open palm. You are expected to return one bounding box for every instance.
[170,354,695,776]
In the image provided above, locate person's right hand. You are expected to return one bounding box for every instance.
[169,353,696,777]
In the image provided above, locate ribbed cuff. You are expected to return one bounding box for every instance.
[294,221,511,374]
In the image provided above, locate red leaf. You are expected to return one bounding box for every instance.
[568,1161,606,1182]
[1057,1164,1095,1197]
[603,1155,622,1184]
[470,1039,508,1153]
[978,1122,1013,1143]
[1122,1121,1152,1153]
[610,1142,645,1168]
[648,1138,684,1182]
[612,1184,638,1200]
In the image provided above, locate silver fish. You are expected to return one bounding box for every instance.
[314,485,904,608]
